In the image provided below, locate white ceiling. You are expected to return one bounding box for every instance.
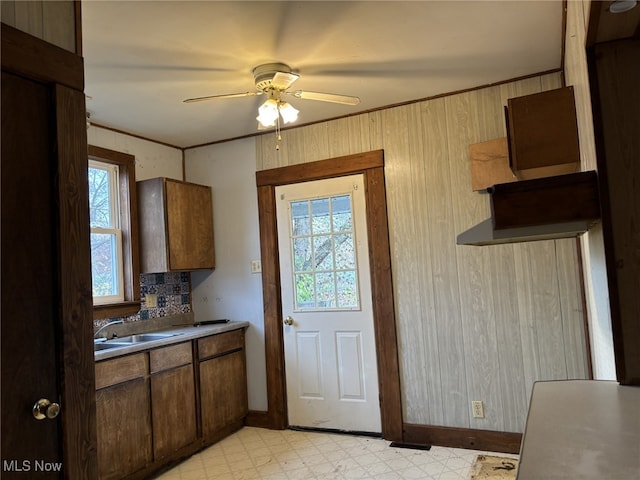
[82,1,563,148]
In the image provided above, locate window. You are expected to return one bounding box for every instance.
[88,145,140,319]
[89,160,124,303]
[289,194,360,311]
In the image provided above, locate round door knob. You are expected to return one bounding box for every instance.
[33,398,60,420]
[284,316,294,326]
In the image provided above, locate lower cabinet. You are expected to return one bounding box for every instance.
[150,342,197,460]
[95,329,247,480]
[198,329,248,441]
[95,354,152,480]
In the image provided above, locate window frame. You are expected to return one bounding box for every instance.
[88,145,141,319]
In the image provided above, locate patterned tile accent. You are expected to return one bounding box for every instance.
[95,272,191,328]
[155,427,518,480]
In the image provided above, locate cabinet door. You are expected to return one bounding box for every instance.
[166,180,215,271]
[200,351,248,439]
[150,364,197,460]
[96,378,152,480]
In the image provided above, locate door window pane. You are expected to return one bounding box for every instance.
[290,193,360,311]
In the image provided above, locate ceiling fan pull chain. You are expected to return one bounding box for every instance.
[275,116,281,151]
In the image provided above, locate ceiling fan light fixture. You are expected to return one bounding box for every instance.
[278,101,299,124]
[256,98,279,127]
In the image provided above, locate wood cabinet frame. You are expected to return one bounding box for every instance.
[255,149,403,441]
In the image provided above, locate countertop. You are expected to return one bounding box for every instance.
[94,320,249,361]
[516,380,640,479]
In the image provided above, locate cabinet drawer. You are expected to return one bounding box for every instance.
[198,329,244,360]
[150,342,192,373]
[95,353,148,389]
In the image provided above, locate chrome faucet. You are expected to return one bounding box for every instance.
[94,319,124,339]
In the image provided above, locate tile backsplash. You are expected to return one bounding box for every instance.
[95,272,192,329]
[139,271,191,319]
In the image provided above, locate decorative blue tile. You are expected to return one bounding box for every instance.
[96,271,192,329]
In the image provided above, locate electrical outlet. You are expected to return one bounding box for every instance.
[251,260,262,273]
[472,400,484,418]
[146,293,158,308]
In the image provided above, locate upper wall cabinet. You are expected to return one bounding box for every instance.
[506,86,580,180]
[138,178,215,273]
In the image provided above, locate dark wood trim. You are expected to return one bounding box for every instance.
[560,1,567,85]
[257,184,288,430]
[245,410,273,429]
[54,76,97,478]
[0,23,84,91]
[88,145,142,320]
[403,423,522,455]
[255,150,384,187]
[93,301,142,320]
[363,166,403,441]
[585,0,602,48]
[256,150,403,441]
[89,144,135,165]
[74,0,83,56]
[90,122,184,150]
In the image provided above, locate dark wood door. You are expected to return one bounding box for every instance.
[1,71,62,478]
[1,26,96,478]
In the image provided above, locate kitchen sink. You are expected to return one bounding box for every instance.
[94,342,126,351]
[110,333,181,344]
[94,332,184,352]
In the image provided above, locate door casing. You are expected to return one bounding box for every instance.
[255,150,403,441]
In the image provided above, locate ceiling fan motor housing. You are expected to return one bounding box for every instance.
[253,62,293,91]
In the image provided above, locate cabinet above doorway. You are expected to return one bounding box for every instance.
[138,177,215,273]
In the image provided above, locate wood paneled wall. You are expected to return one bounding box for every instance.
[256,73,590,433]
[1,1,77,53]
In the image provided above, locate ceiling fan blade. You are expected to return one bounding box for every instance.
[271,71,299,90]
[287,90,360,105]
[183,91,262,103]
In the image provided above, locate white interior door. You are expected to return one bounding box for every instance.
[276,174,381,433]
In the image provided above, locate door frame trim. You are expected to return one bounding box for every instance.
[255,150,403,440]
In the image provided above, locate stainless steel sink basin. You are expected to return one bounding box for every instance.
[94,342,126,351]
[94,332,184,353]
[108,333,180,344]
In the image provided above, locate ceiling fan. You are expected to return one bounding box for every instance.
[183,62,360,129]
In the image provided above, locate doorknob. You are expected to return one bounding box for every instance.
[32,398,60,420]
[284,316,294,326]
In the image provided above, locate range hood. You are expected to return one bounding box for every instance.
[457,171,600,246]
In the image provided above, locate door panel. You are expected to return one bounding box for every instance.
[1,72,62,478]
[336,331,366,401]
[277,174,381,433]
